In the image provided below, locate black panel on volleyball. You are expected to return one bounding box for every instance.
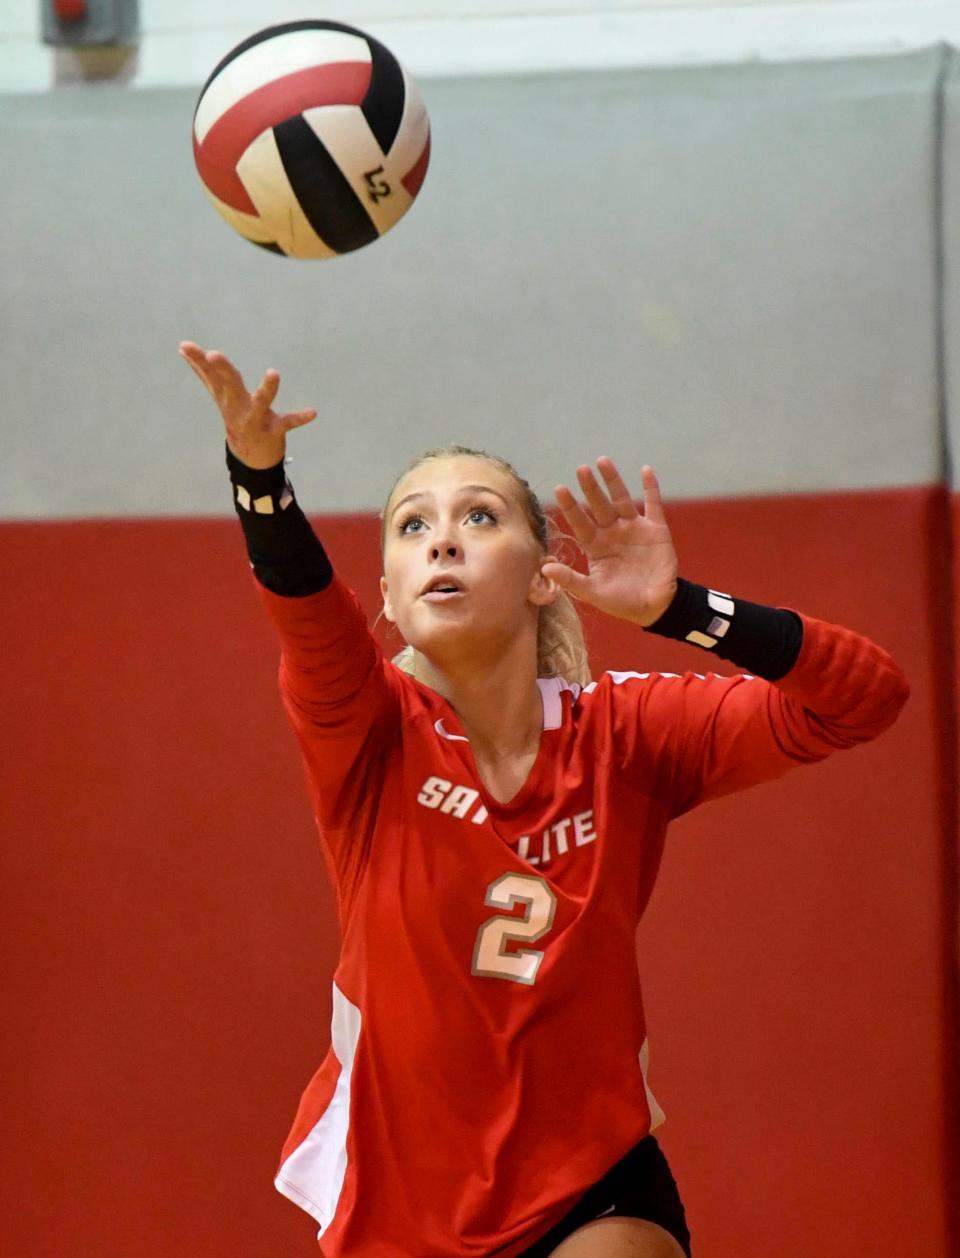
[361,38,407,154]
[272,117,380,254]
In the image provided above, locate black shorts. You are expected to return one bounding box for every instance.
[517,1135,692,1257]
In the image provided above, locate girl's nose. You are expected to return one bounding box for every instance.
[430,542,459,559]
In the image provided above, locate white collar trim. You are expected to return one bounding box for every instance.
[433,676,573,742]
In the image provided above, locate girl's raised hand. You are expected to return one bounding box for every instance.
[179,341,317,469]
[541,459,678,627]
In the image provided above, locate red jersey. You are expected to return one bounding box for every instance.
[264,577,907,1257]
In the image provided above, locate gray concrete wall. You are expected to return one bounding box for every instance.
[0,48,948,517]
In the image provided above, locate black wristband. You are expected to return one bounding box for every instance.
[647,578,803,681]
[226,444,333,596]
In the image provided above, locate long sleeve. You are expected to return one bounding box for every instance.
[258,578,402,909]
[226,446,402,906]
[604,613,909,817]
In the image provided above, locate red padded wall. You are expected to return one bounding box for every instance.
[0,485,954,1257]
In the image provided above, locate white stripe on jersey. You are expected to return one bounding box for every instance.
[585,671,761,692]
[580,671,773,697]
[275,983,361,1232]
[639,1038,666,1130]
[583,672,681,695]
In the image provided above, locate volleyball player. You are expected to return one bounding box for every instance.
[180,341,908,1258]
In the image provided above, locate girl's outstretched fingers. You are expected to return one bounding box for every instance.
[283,407,318,431]
[250,369,281,419]
[178,340,205,361]
[553,482,598,548]
[641,465,666,524]
[596,456,641,519]
[179,341,218,398]
[179,340,316,465]
[575,463,624,529]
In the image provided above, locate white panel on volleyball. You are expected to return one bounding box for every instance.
[301,107,409,234]
[394,68,431,183]
[235,128,337,259]
[200,189,275,250]
[301,104,420,235]
[193,29,371,146]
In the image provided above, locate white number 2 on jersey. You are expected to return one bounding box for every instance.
[471,873,558,985]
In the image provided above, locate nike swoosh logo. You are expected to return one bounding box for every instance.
[595,1204,617,1218]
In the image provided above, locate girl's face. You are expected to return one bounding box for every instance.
[380,455,555,668]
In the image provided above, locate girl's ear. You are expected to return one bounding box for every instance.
[379,576,396,623]
[529,564,559,608]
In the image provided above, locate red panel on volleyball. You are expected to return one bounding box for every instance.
[194,63,373,215]
[402,134,431,199]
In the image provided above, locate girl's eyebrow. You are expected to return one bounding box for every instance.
[390,484,509,518]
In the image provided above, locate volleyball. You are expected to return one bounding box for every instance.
[192,20,431,259]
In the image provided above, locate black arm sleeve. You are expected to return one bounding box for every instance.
[226,444,333,597]
[646,578,803,681]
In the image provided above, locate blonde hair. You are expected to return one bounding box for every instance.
[381,445,591,686]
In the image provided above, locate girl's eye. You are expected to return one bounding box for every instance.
[398,506,497,535]
[467,506,497,525]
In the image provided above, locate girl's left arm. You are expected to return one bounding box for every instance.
[545,458,909,811]
[618,607,908,816]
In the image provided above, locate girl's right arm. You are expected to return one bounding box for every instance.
[180,343,399,889]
